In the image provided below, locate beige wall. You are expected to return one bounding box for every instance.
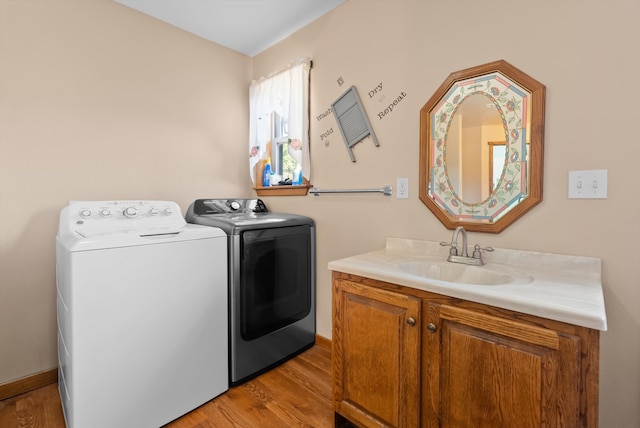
[1,0,639,426]
[252,0,640,426]
[0,0,251,383]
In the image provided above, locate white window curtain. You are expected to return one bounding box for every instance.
[249,57,311,184]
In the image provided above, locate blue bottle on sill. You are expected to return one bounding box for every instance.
[293,166,303,185]
[263,159,272,187]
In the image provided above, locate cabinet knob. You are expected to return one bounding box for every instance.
[406,317,416,327]
[427,323,437,333]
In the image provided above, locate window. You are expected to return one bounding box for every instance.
[264,112,302,184]
[249,58,311,196]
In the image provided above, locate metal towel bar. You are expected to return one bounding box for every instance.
[310,185,393,196]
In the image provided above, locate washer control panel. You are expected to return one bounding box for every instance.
[61,200,185,236]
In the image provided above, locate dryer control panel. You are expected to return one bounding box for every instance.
[192,199,269,215]
[59,200,186,237]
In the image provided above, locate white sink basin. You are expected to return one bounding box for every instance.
[328,238,607,330]
[397,260,533,286]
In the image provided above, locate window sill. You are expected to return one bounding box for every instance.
[254,183,312,197]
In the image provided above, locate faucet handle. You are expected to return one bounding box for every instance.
[440,241,458,256]
[472,244,494,260]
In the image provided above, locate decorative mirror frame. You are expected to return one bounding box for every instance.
[419,60,546,233]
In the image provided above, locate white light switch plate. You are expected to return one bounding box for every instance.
[568,169,608,199]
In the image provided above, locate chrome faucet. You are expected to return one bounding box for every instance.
[440,226,493,266]
[450,226,468,258]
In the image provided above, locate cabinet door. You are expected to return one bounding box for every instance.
[423,303,582,428]
[333,277,421,427]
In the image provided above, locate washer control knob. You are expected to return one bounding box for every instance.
[99,209,111,218]
[80,209,92,218]
[123,207,138,218]
[230,201,241,211]
[164,208,173,215]
[149,208,160,216]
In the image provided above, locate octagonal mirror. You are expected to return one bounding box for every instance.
[419,60,546,233]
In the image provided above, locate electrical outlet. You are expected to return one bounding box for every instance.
[396,178,409,199]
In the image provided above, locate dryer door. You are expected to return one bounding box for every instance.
[239,225,312,341]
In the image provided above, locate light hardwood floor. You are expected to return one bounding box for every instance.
[0,342,333,427]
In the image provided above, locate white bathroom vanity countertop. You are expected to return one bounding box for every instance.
[328,237,607,331]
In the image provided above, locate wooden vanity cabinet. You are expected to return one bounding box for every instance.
[333,275,421,427]
[332,272,600,428]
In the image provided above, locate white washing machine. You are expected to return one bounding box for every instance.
[56,200,228,428]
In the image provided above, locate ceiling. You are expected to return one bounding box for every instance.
[114,0,346,57]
